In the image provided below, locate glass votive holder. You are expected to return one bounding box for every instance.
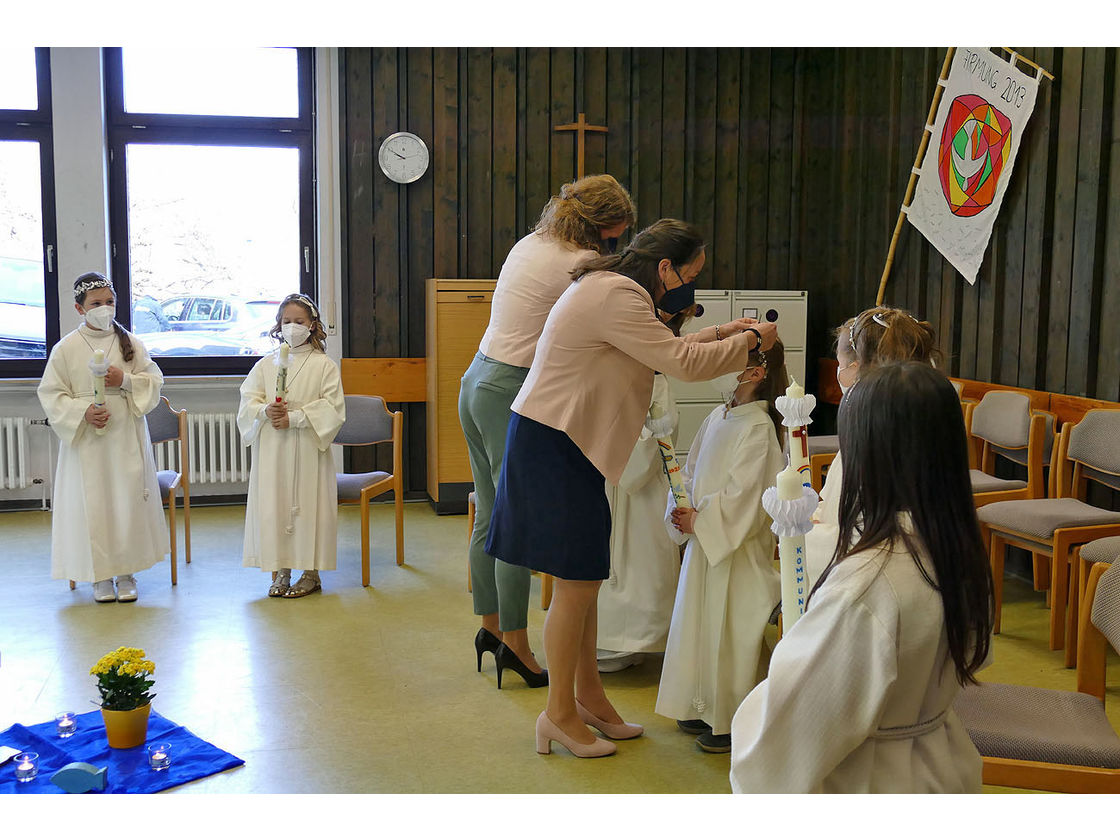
[147,742,172,771]
[56,711,78,738]
[14,752,38,783]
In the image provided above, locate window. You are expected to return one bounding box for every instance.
[0,48,58,376]
[105,48,315,374]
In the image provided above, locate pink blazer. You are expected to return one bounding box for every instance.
[511,270,756,484]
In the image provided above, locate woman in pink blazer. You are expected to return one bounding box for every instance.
[487,219,778,758]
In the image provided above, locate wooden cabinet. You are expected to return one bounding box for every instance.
[425,278,496,513]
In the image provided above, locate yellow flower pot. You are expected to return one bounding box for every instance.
[101,703,152,749]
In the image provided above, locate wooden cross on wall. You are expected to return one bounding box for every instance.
[554,113,608,179]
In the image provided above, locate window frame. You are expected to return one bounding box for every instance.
[0,47,59,379]
[104,47,316,376]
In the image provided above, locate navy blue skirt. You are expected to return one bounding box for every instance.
[486,413,611,581]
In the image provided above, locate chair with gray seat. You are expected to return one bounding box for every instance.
[953,559,1120,792]
[977,409,1120,665]
[334,395,404,586]
[1067,534,1120,669]
[968,391,1054,505]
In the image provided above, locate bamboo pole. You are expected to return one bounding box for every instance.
[999,47,1055,81]
[875,47,956,306]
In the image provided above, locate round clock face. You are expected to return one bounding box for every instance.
[378,132,430,184]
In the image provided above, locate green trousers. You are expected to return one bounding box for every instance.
[458,352,531,632]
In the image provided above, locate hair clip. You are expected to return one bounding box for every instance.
[872,312,890,328]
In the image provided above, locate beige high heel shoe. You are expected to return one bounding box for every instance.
[535,711,616,758]
[576,699,644,740]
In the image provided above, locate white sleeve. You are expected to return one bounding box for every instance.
[122,336,163,416]
[37,343,89,447]
[237,361,269,446]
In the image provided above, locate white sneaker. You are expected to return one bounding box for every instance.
[115,575,138,602]
[93,579,116,603]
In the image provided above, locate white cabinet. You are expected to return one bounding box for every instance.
[667,289,808,459]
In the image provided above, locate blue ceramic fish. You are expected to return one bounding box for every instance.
[51,762,108,793]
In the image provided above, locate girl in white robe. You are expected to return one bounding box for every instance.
[806,307,940,586]
[596,373,682,671]
[239,294,345,598]
[656,342,788,753]
[37,273,169,602]
[730,362,993,793]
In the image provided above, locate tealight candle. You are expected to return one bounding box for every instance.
[147,742,172,771]
[15,752,38,783]
[56,711,77,738]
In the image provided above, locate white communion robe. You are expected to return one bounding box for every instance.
[729,521,983,793]
[805,452,843,586]
[598,374,682,655]
[655,400,785,736]
[37,325,170,582]
[239,344,345,572]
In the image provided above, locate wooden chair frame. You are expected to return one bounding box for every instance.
[979,561,1120,793]
[337,401,404,587]
[982,422,1120,665]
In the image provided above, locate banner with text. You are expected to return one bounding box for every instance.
[907,48,1040,285]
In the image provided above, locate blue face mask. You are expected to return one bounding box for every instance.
[658,267,695,315]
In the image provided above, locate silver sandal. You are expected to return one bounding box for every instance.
[268,573,292,598]
[282,574,321,598]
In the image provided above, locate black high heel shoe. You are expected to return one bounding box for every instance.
[474,628,502,672]
[494,642,548,689]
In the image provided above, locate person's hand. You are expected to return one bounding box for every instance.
[104,365,124,388]
[266,401,289,428]
[731,318,777,351]
[85,404,110,428]
[671,506,697,534]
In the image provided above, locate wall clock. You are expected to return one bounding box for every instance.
[378,131,430,184]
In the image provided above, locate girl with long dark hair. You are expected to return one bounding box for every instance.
[729,361,993,792]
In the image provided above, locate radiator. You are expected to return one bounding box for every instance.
[154,412,252,485]
[0,417,33,489]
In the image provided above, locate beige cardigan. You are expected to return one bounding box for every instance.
[511,270,756,484]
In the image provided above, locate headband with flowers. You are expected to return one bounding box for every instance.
[74,276,112,301]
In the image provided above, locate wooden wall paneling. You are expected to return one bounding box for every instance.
[522,49,550,236]
[1097,49,1120,402]
[492,47,518,275]
[344,50,375,358]
[711,48,737,288]
[1044,47,1083,393]
[856,49,888,309]
[633,49,664,224]
[787,48,805,298]
[660,48,687,223]
[998,64,1030,386]
[1019,47,1056,390]
[1067,47,1109,397]
[883,48,905,312]
[898,49,927,316]
[604,48,633,212]
[549,48,576,190]
[835,50,861,313]
[744,48,771,289]
[465,48,493,279]
[432,48,459,279]
[582,48,609,179]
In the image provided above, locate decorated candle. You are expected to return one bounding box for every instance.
[275,343,291,402]
[649,402,689,508]
[774,377,816,488]
[92,348,107,437]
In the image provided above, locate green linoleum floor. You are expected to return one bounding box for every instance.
[2,502,1117,794]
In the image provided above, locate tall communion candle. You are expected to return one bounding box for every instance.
[92,348,107,437]
[650,402,689,508]
[776,462,809,631]
[275,343,290,402]
[783,379,812,487]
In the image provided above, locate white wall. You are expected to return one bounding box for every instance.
[0,47,344,506]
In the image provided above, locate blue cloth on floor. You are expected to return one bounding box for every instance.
[0,710,243,794]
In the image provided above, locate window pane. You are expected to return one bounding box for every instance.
[0,140,46,359]
[0,48,38,111]
[126,143,300,357]
[122,48,299,118]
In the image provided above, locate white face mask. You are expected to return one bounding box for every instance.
[84,305,115,331]
[711,372,741,402]
[281,323,311,347]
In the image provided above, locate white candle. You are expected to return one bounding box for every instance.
[92,348,107,437]
[650,403,689,508]
[775,463,809,632]
[782,379,811,488]
[56,711,77,738]
[275,344,290,402]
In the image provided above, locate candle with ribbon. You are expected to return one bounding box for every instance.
[90,348,108,437]
[762,462,818,633]
[275,343,291,402]
[774,378,815,488]
[647,399,688,508]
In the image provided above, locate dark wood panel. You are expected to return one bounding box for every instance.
[465,48,493,279]
[744,49,771,289]
[431,48,458,279]
[710,49,736,286]
[766,48,795,290]
[491,48,518,276]
[604,48,633,212]
[549,48,576,190]
[1067,47,1108,397]
[633,48,663,225]
[582,48,609,179]
[1097,52,1120,402]
[522,49,551,235]
[344,50,375,358]
[660,48,687,221]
